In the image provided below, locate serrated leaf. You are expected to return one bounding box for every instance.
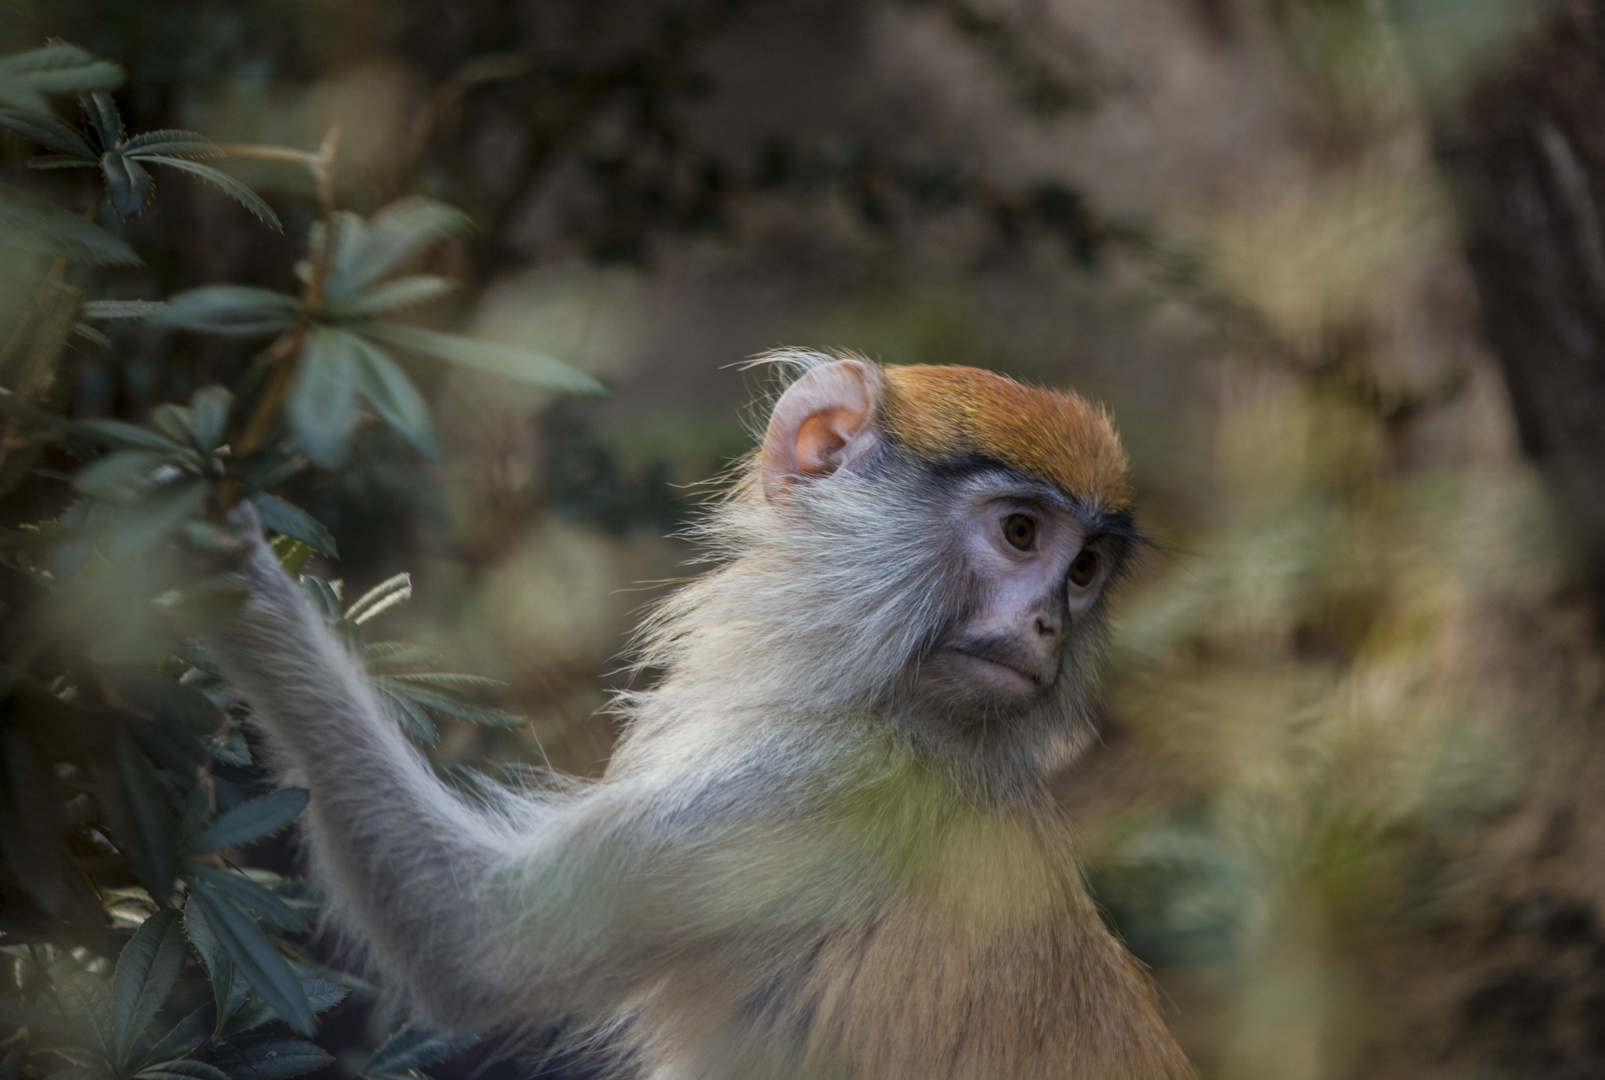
[374,678,523,729]
[103,151,155,218]
[83,299,164,319]
[184,880,314,1035]
[346,334,440,459]
[248,493,337,557]
[0,180,138,263]
[206,726,251,767]
[93,733,178,903]
[358,324,603,395]
[112,909,186,1067]
[326,197,471,301]
[0,44,123,113]
[336,275,455,317]
[135,1060,232,1080]
[134,156,280,230]
[286,326,359,467]
[345,573,410,625]
[299,576,343,620]
[104,667,222,737]
[138,1005,212,1068]
[0,108,96,157]
[361,1025,477,1079]
[268,536,313,578]
[27,153,98,169]
[76,418,191,453]
[0,727,87,919]
[153,287,303,337]
[375,685,437,746]
[121,129,216,157]
[73,448,172,500]
[149,404,193,444]
[55,967,116,1058]
[216,1037,332,1080]
[82,91,122,149]
[182,899,244,1029]
[301,978,347,1014]
[191,386,232,455]
[107,476,209,557]
[186,866,304,930]
[191,789,309,854]
[364,641,440,670]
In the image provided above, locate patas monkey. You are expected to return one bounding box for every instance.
[214,350,1196,1079]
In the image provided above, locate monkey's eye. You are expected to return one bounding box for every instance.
[1002,514,1037,551]
[1069,549,1099,588]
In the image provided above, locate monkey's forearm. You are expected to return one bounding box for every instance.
[210,541,620,1026]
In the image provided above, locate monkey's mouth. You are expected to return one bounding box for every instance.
[936,643,1050,700]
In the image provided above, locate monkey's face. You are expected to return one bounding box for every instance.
[913,471,1115,716]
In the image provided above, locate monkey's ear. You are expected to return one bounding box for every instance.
[761,358,884,504]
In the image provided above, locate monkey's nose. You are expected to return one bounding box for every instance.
[1033,615,1058,639]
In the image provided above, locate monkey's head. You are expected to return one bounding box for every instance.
[639,350,1137,782]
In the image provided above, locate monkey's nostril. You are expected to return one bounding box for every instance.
[1034,617,1057,638]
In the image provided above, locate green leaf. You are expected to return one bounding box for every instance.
[139,1005,212,1067]
[191,789,309,854]
[326,196,471,301]
[335,275,455,317]
[286,326,359,467]
[375,678,524,729]
[358,323,603,395]
[73,448,172,500]
[103,667,223,737]
[186,866,304,930]
[83,299,164,319]
[103,151,156,218]
[121,129,216,157]
[299,576,343,621]
[77,418,191,453]
[191,386,232,455]
[270,536,313,576]
[93,733,178,903]
[346,334,440,459]
[134,156,281,231]
[183,898,245,1029]
[27,153,98,169]
[301,978,347,1014]
[345,573,410,625]
[55,967,116,1059]
[82,91,123,149]
[0,180,138,263]
[135,1059,233,1080]
[216,1037,332,1080]
[151,404,193,444]
[361,1025,477,1080]
[184,880,314,1036]
[154,287,303,337]
[107,476,209,557]
[0,44,123,113]
[364,641,441,670]
[206,725,251,768]
[375,686,438,746]
[112,910,187,1067]
[362,1027,477,1079]
[0,108,96,157]
[248,493,337,557]
[0,727,88,919]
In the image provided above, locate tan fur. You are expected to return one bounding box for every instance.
[880,365,1133,512]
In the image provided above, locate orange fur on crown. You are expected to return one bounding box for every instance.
[879,365,1133,512]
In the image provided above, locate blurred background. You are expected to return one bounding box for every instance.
[6,0,1605,1077]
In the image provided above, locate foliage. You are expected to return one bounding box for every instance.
[0,40,591,1080]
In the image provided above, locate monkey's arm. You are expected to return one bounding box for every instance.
[209,535,704,1029]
